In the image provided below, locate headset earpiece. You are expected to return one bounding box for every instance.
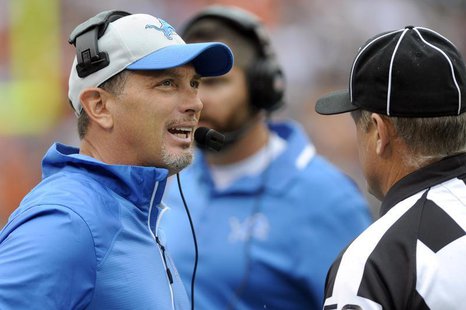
[182,6,285,112]
[68,10,131,78]
[248,56,285,112]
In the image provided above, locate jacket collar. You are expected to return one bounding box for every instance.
[42,143,169,208]
[380,152,466,216]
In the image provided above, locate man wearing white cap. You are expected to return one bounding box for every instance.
[0,10,232,310]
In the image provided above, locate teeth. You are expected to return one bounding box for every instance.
[174,133,188,138]
[169,127,193,139]
[175,127,192,132]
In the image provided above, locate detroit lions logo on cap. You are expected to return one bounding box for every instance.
[145,18,177,40]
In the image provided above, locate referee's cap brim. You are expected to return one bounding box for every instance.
[315,89,360,115]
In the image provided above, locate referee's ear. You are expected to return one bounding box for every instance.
[372,113,391,157]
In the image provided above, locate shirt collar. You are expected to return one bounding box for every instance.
[381,153,466,216]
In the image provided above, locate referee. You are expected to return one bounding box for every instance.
[315,26,466,309]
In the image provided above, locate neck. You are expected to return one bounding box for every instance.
[79,130,129,165]
[205,120,269,165]
[80,138,108,162]
[376,141,425,200]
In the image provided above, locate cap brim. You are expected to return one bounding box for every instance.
[315,89,359,115]
[126,42,233,77]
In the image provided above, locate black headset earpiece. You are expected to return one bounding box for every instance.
[68,10,131,78]
[182,6,285,112]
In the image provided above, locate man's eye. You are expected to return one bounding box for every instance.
[160,80,174,87]
[191,80,200,88]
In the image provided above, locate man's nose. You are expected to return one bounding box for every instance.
[183,91,203,114]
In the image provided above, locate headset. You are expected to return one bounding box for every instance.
[182,6,285,112]
[68,10,131,78]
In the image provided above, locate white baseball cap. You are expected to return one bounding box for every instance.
[68,11,233,115]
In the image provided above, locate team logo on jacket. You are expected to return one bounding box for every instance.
[228,213,270,243]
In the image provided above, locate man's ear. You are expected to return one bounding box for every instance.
[80,88,114,130]
[371,113,392,156]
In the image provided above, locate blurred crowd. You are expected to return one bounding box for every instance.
[2,0,466,227]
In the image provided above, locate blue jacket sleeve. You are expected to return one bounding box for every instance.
[0,205,96,309]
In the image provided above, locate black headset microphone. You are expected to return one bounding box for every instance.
[193,126,225,151]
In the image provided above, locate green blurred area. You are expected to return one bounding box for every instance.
[0,0,62,135]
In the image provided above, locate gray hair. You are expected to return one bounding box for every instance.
[351,109,466,168]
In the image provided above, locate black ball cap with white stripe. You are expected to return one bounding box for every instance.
[316,26,466,117]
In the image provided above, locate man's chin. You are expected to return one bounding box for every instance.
[161,149,193,175]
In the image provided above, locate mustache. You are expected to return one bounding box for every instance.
[166,117,199,127]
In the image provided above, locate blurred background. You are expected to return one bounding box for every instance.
[1,0,466,228]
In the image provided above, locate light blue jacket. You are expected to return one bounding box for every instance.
[161,121,372,309]
[0,143,190,310]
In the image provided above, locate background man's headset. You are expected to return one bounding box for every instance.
[68,10,224,310]
[182,5,286,113]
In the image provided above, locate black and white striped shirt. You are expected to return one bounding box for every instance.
[323,153,466,310]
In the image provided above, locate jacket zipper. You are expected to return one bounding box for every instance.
[148,184,175,309]
[156,236,174,284]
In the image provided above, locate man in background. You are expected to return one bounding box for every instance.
[161,5,372,309]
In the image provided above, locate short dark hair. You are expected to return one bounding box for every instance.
[183,18,259,69]
[183,18,261,116]
[77,70,129,139]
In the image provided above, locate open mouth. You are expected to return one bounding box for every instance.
[168,127,193,139]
